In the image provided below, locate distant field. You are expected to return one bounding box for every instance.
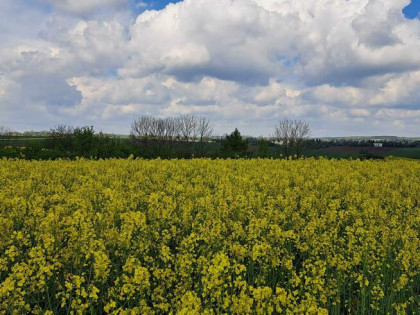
[308,146,420,159]
[386,148,420,159]
[0,137,47,142]
[2,137,46,147]
[304,149,357,159]
[323,146,395,156]
[12,137,46,141]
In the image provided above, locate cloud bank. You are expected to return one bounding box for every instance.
[0,0,419,136]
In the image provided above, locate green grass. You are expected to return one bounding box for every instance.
[386,148,420,159]
[13,137,47,141]
[304,149,359,159]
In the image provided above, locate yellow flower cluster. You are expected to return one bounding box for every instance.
[0,158,419,314]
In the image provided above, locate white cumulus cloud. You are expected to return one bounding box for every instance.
[1,0,420,136]
[38,0,129,15]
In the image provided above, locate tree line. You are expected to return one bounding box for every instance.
[0,117,311,160]
[130,115,213,158]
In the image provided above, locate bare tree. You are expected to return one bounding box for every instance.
[130,116,154,142]
[293,120,311,157]
[0,126,13,147]
[273,119,293,157]
[47,125,74,150]
[131,116,181,156]
[131,115,213,157]
[273,119,310,158]
[178,115,198,154]
[131,116,161,155]
[0,126,12,136]
[196,117,213,157]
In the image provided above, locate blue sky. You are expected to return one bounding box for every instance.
[0,0,420,136]
[403,0,420,19]
[130,0,183,15]
[139,0,182,10]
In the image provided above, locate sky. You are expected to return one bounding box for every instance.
[0,0,420,137]
[134,0,183,11]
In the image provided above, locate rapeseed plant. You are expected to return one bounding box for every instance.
[0,158,418,313]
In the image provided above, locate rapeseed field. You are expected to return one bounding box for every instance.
[0,158,419,314]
